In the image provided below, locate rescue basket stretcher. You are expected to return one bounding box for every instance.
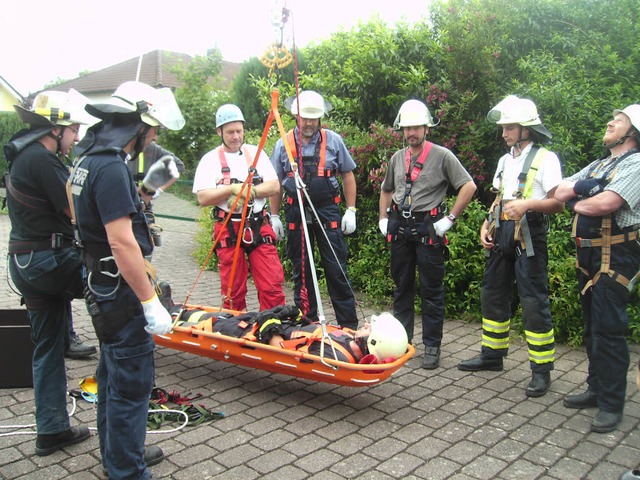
[154,303,416,388]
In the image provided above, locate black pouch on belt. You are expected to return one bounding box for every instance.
[84,284,141,342]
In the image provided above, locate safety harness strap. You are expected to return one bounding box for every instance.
[5,174,56,213]
[401,142,432,211]
[217,146,261,185]
[286,129,327,177]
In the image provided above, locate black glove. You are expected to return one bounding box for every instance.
[573,178,606,198]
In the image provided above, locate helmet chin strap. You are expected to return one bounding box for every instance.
[220,127,244,152]
[47,127,66,156]
[513,126,530,154]
[131,125,152,161]
[604,128,636,150]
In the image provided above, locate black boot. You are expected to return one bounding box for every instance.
[526,371,551,397]
[35,426,91,456]
[591,410,622,433]
[563,389,598,409]
[65,334,97,359]
[102,446,165,476]
[458,355,503,372]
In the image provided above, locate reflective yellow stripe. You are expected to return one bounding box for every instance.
[525,329,555,346]
[482,317,510,334]
[259,318,281,334]
[482,335,509,349]
[529,348,555,364]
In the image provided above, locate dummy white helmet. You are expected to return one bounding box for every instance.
[367,312,408,361]
[86,81,185,131]
[216,104,245,128]
[394,99,439,129]
[613,104,640,131]
[487,95,552,139]
[287,90,332,119]
[14,89,94,127]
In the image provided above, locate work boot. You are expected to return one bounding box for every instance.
[591,410,622,433]
[458,355,503,372]
[563,389,598,409]
[158,281,174,310]
[422,346,440,370]
[35,426,90,456]
[65,334,97,359]
[526,371,550,397]
[102,446,165,476]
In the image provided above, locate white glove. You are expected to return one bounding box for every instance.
[379,218,388,236]
[142,155,180,191]
[434,217,454,237]
[142,294,172,335]
[342,208,357,235]
[270,214,285,241]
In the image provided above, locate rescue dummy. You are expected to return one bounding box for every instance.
[171,304,408,364]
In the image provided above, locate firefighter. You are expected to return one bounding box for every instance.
[269,91,358,329]
[379,99,477,369]
[458,95,564,398]
[5,89,93,456]
[192,104,285,311]
[70,81,184,478]
[555,104,640,433]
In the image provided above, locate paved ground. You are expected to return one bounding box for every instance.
[0,192,639,480]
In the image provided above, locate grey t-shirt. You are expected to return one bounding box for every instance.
[381,143,473,212]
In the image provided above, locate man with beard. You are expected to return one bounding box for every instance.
[379,98,477,369]
[270,91,358,329]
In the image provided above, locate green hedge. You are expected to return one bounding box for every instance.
[192,122,640,346]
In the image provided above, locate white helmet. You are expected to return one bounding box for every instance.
[216,104,245,128]
[394,99,439,128]
[487,95,552,139]
[86,81,185,131]
[14,89,94,127]
[613,104,640,131]
[487,95,541,126]
[287,90,331,119]
[367,312,408,361]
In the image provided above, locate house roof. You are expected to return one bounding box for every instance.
[47,49,241,95]
[0,75,26,106]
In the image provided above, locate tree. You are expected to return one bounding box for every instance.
[159,48,230,173]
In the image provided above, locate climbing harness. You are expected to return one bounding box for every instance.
[486,146,547,257]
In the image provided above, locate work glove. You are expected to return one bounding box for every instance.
[433,217,454,237]
[270,214,285,241]
[341,208,357,235]
[142,155,180,192]
[573,178,607,198]
[227,184,256,213]
[378,218,388,236]
[142,294,172,335]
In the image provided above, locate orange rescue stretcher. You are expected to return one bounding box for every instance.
[154,304,416,388]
